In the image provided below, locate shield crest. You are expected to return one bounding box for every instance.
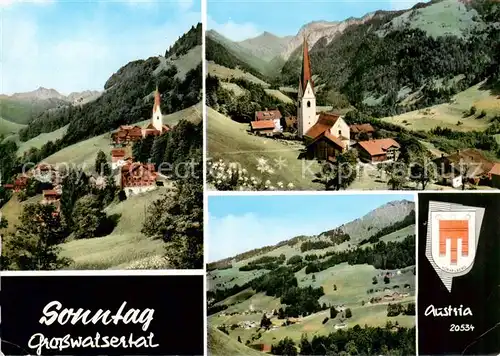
[425,201,485,292]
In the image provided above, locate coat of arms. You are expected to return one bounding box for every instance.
[425,201,485,292]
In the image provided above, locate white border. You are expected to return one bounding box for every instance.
[415,191,420,356]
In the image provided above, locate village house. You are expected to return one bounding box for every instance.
[111,149,131,170]
[41,189,62,215]
[433,149,497,188]
[120,163,158,197]
[3,176,28,192]
[356,138,400,163]
[350,123,375,141]
[282,116,297,132]
[28,163,61,185]
[249,109,283,134]
[112,87,171,145]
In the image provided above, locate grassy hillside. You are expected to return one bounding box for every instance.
[208,63,270,87]
[16,125,69,157]
[237,31,292,62]
[207,107,321,190]
[0,96,66,125]
[41,104,201,170]
[60,188,168,270]
[0,117,26,136]
[208,325,265,356]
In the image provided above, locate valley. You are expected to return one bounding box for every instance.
[207,197,416,355]
[0,23,203,271]
[206,0,500,191]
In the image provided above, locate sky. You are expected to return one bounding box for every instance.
[208,193,414,262]
[208,0,429,41]
[0,0,201,95]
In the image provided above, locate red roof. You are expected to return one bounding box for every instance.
[304,113,341,140]
[301,36,313,92]
[357,138,400,156]
[43,190,59,197]
[255,109,281,121]
[111,149,126,157]
[350,123,375,134]
[307,131,344,150]
[250,120,275,130]
[3,184,14,189]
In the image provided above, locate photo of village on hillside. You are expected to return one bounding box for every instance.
[0,1,203,270]
[206,0,500,191]
[207,194,416,355]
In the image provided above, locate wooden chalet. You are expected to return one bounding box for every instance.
[356,138,400,163]
[304,113,350,160]
[488,163,500,189]
[350,123,375,141]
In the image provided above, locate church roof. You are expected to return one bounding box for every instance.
[304,113,341,140]
[301,36,314,93]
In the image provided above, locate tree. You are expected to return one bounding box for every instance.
[345,340,358,355]
[143,150,203,269]
[5,204,70,270]
[330,306,338,319]
[314,150,358,190]
[410,155,436,190]
[0,215,7,229]
[60,169,89,228]
[260,313,272,329]
[334,284,337,291]
[271,337,297,356]
[238,336,242,343]
[345,308,352,318]
[72,195,108,239]
[384,275,390,284]
[384,161,408,190]
[95,150,110,176]
[372,276,378,284]
[299,334,313,355]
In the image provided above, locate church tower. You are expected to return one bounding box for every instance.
[152,86,163,131]
[297,36,316,138]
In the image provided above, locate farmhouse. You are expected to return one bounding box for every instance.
[350,123,375,141]
[3,176,28,192]
[249,120,281,134]
[120,163,158,197]
[434,149,496,187]
[250,109,283,134]
[356,138,400,163]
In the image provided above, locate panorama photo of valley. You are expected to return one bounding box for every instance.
[0,1,203,270]
[206,0,500,191]
[207,195,416,355]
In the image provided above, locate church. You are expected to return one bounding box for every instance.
[297,37,351,161]
[112,87,171,145]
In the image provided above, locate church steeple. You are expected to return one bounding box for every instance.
[153,85,161,114]
[301,35,313,93]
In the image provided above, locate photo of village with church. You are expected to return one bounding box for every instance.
[206,0,500,191]
[207,194,416,355]
[0,0,203,271]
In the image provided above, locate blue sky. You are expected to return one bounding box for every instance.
[208,193,414,262]
[1,0,200,95]
[208,0,428,41]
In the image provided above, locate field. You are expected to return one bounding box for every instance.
[39,104,201,171]
[207,107,322,189]
[264,89,293,104]
[381,83,500,132]
[0,117,26,136]
[207,62,270,87]
[60,187,169,270]
[16,125,68,156]
[208,325,265,356]
[209,261,416,347]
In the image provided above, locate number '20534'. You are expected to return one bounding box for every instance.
[450,324,475,332]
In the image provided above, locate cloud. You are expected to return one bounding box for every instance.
[1,5,201,94]
[207,16,261,42]
[208,212,336,262]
